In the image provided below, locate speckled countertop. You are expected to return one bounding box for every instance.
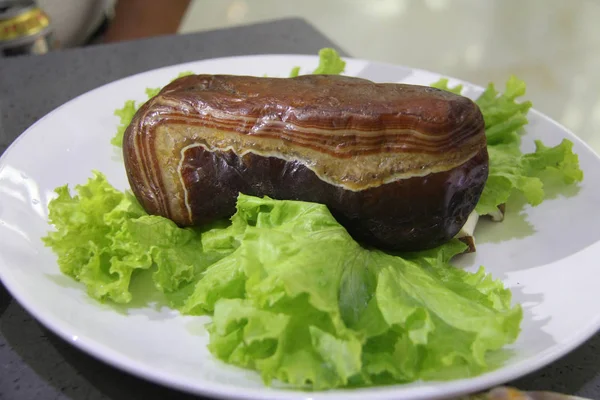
[0,16,599,400]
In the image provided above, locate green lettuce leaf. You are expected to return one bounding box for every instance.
[289,66,301,78]
[312,47,346,75]
[42,172,233,304]
[110,100,137,147]
[144,87,161,98]
[475,76,532,147]
[430,78,463,95]
[288,47,346,77]
[181,194,521,388]
[476,139,583,215]
[43,176,522,388]
[475,78,582,215]
[43,171,148,303]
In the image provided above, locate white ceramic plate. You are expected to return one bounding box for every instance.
[1,55,599,400]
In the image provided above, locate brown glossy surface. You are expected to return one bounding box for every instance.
[160,74,479,135]
[123,74,488,251]
[179,146,488,250]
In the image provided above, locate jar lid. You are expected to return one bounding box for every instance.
[0,5,50,43]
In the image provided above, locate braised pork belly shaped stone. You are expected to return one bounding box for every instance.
[123,74,488,251]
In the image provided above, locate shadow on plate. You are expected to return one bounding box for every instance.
[477,177,582,246]
[44,273,86,290]
[508,285,557,351]
[44,270,178,321]
[475,196,536,245]
[466,179,598,273]
[107,269,177,320]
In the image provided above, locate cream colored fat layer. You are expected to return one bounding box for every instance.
[149,124,482,223]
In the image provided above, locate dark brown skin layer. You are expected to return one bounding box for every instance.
[178,147,488,251]
[123,74,489,251]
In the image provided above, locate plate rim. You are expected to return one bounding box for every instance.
[1,53,599,400]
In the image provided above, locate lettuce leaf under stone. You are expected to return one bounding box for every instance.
[44,182,522,389]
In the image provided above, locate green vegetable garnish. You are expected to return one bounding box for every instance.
[43,179,522,388]
[110,100,137,147]
[311,47,346,75]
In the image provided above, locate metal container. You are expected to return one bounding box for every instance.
[0,0,53,56]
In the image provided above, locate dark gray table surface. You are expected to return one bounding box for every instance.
[0,17,599,400]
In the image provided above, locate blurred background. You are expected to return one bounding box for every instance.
[2,0,599,149]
